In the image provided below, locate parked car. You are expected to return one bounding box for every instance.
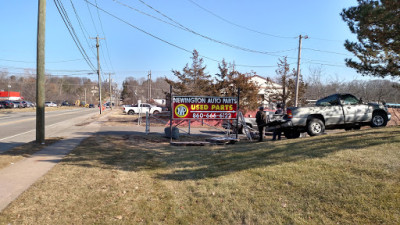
[0,100,14,109]
[22,101,35,107]
[104,102,114,108]
[123,103,162,115]
[20,101,28,108]
[61,101,71,106]
[267,93,392,139]
[12,101,24,108]
[45,101,57,107]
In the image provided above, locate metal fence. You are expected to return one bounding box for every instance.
[144,112,243,139]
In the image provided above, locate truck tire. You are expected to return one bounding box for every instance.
[128,110,135,115]
[153,110,160,115]
[284,130,301,139]
[307,118,325,136]
[370,112,388,127]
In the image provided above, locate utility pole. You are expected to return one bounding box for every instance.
[36,0,46,144]
[148,70,152,101]
[294,34,308,107]
[108,73,114,110]
[90,35,104,114]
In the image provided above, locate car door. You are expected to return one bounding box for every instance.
[316,94,345,125]
[139,104,150,114]
[143,104,151,113]
[341,94,370,123]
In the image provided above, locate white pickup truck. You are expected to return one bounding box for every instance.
[123,103,162,115]
[269,93,391,139]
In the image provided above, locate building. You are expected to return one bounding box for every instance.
[0,91,23,101]
[250,75,283,108]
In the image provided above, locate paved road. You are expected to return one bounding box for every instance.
[0,108,99,153]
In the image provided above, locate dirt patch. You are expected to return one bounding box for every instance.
[101,110,169,127]
[388,108,400,126]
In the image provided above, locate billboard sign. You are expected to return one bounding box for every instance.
[172,96,238,119]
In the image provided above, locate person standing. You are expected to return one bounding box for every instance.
[256,106,267,142]
[272,104,284,140]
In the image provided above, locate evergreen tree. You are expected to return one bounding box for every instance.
[341,0,400,78]
[166,50,212,96]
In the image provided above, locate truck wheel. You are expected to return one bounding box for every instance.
[128,110,135,115]
[307,118,325,136]
[370,112,388,127]
[153,110,160,115]
[284,130,301,139]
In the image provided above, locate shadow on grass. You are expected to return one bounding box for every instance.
[62,127,400,181]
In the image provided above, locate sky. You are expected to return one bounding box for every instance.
[0,0,381,88]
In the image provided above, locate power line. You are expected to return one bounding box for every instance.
[85,0,298,69]
[0,71,97,76]
[0,65,96,73]
[131,0,296,55]
[0,58,91,63]
[53,0,97,71]
[303,62,348,68]
[85,1,217,61]
[85,0,99,35]
[94,0,111,73]
[185,0,297,39]
[307,37,344,43]
[69,0,97,58]
[303,47,353,56]
[94,0,115,73]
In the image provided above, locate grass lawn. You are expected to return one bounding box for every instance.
[0,138,62,170]
[0,127,399,224]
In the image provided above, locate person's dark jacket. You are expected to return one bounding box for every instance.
[256,110,266,126]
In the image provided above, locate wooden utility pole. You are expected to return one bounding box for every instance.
[90,36,104,114]
[294,34,308,107]
[108,73,114,110]
[36,0,46,144]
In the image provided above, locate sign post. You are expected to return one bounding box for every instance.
[169,86,173,143]
[137,100,142,125]
[236,88,240,139]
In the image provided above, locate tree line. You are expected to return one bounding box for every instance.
[2,1,399,110]
[120,48,399,112]
[0,70,115,105]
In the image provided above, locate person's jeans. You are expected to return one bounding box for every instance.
[272,129,281,140]
[258,124,265,141]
